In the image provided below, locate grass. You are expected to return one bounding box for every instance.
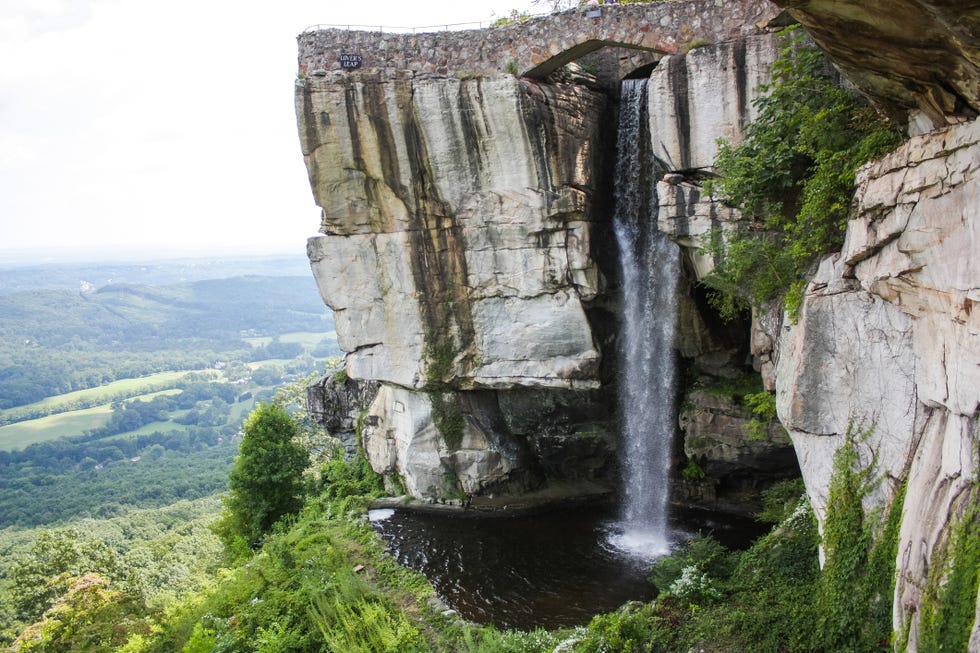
[101,421,190,440]
[0,371,192,423]
[242,331,334,349]
[228,399,255,424]
[3,384,270,451]
[0,389,188,451]
[0,405,114,450]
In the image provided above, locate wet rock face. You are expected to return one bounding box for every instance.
[297,70,617,499]
[679,389,797,510]
[299,73,606,391]
[776,119,980,645]
[772,0,980,129]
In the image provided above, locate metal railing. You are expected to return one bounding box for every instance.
[301,21,484,34]
[300,12,551,35]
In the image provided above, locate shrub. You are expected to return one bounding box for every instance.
[703,26,903,320]
[577,602,678,653]
[757,478,807,524]
[813,423,902,652]
[215,403,308,549]
[681,458,706,481]
[650,535,734,596]
[917,488,980,652]
[743,390,779,441]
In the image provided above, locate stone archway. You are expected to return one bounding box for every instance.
[522,38,666,79]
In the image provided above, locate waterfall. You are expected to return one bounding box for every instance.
[609,78,680,558]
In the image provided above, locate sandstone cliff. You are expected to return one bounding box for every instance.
[775,119,979,648]
[296,7,789,505]
[765,3,980,646]
[297,67,618,498]
[296,1,978,646]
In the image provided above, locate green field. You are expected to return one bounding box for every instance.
[100,419,189,441]
[0,371,197,424]
[229,398,256,423]
[0,405,114,450]
[243,330,334,349]
[0,383,268,452]
[0,388,199,451]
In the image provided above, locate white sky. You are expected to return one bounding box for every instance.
[0,0,538,262]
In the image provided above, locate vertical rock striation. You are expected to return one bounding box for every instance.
[297,70,615,499]
[295,14,792,508]
[644,32,800,507]
[776,119,980,644]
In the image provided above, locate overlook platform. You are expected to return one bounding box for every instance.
[297,0,782,80]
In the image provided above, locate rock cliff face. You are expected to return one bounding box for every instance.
[297,2,979,645]
[771,0,980,130]
[776,119,979,647]
[761,4,980,645]
[297,69,618,498]
[296,17,792,505]
[644,32,800,508]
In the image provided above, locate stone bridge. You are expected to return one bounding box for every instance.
[297,0,782,80]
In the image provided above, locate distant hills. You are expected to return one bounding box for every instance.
[0,255,333,410]
[0,254,313,294]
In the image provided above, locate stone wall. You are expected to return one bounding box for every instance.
[297,0,781,80]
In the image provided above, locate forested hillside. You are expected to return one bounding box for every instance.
[0,275,330,409]
[0,258,339,531]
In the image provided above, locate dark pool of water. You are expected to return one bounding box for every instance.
[371,505,767,630]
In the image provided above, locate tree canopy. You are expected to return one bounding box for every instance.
[218,404,308,549]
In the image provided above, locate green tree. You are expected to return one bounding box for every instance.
[13,573,149,653]
[9,529,122,624]
[217,404,308,549]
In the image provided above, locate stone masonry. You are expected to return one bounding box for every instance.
[297,0,781,80]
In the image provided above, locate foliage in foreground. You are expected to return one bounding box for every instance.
[0,497,223,649]
[703,26,903,319]
[214,403,309,550]
[6,409,952,653]
[917,483,980,653]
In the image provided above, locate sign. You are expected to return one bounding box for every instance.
[339,53,363,69]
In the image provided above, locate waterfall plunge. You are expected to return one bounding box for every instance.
[609,78,681,559]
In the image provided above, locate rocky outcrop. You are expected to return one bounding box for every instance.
[678,387,797,512]
[652,33,778,282]
[300,74,606,391]
[297,66,619,499]
[648,33,780,172]
[306,373,379,452]
[296,13,793,505]
[776,119,979,645]
[771,0,980,131]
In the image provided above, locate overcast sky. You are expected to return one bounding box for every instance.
[0,0,538,263]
